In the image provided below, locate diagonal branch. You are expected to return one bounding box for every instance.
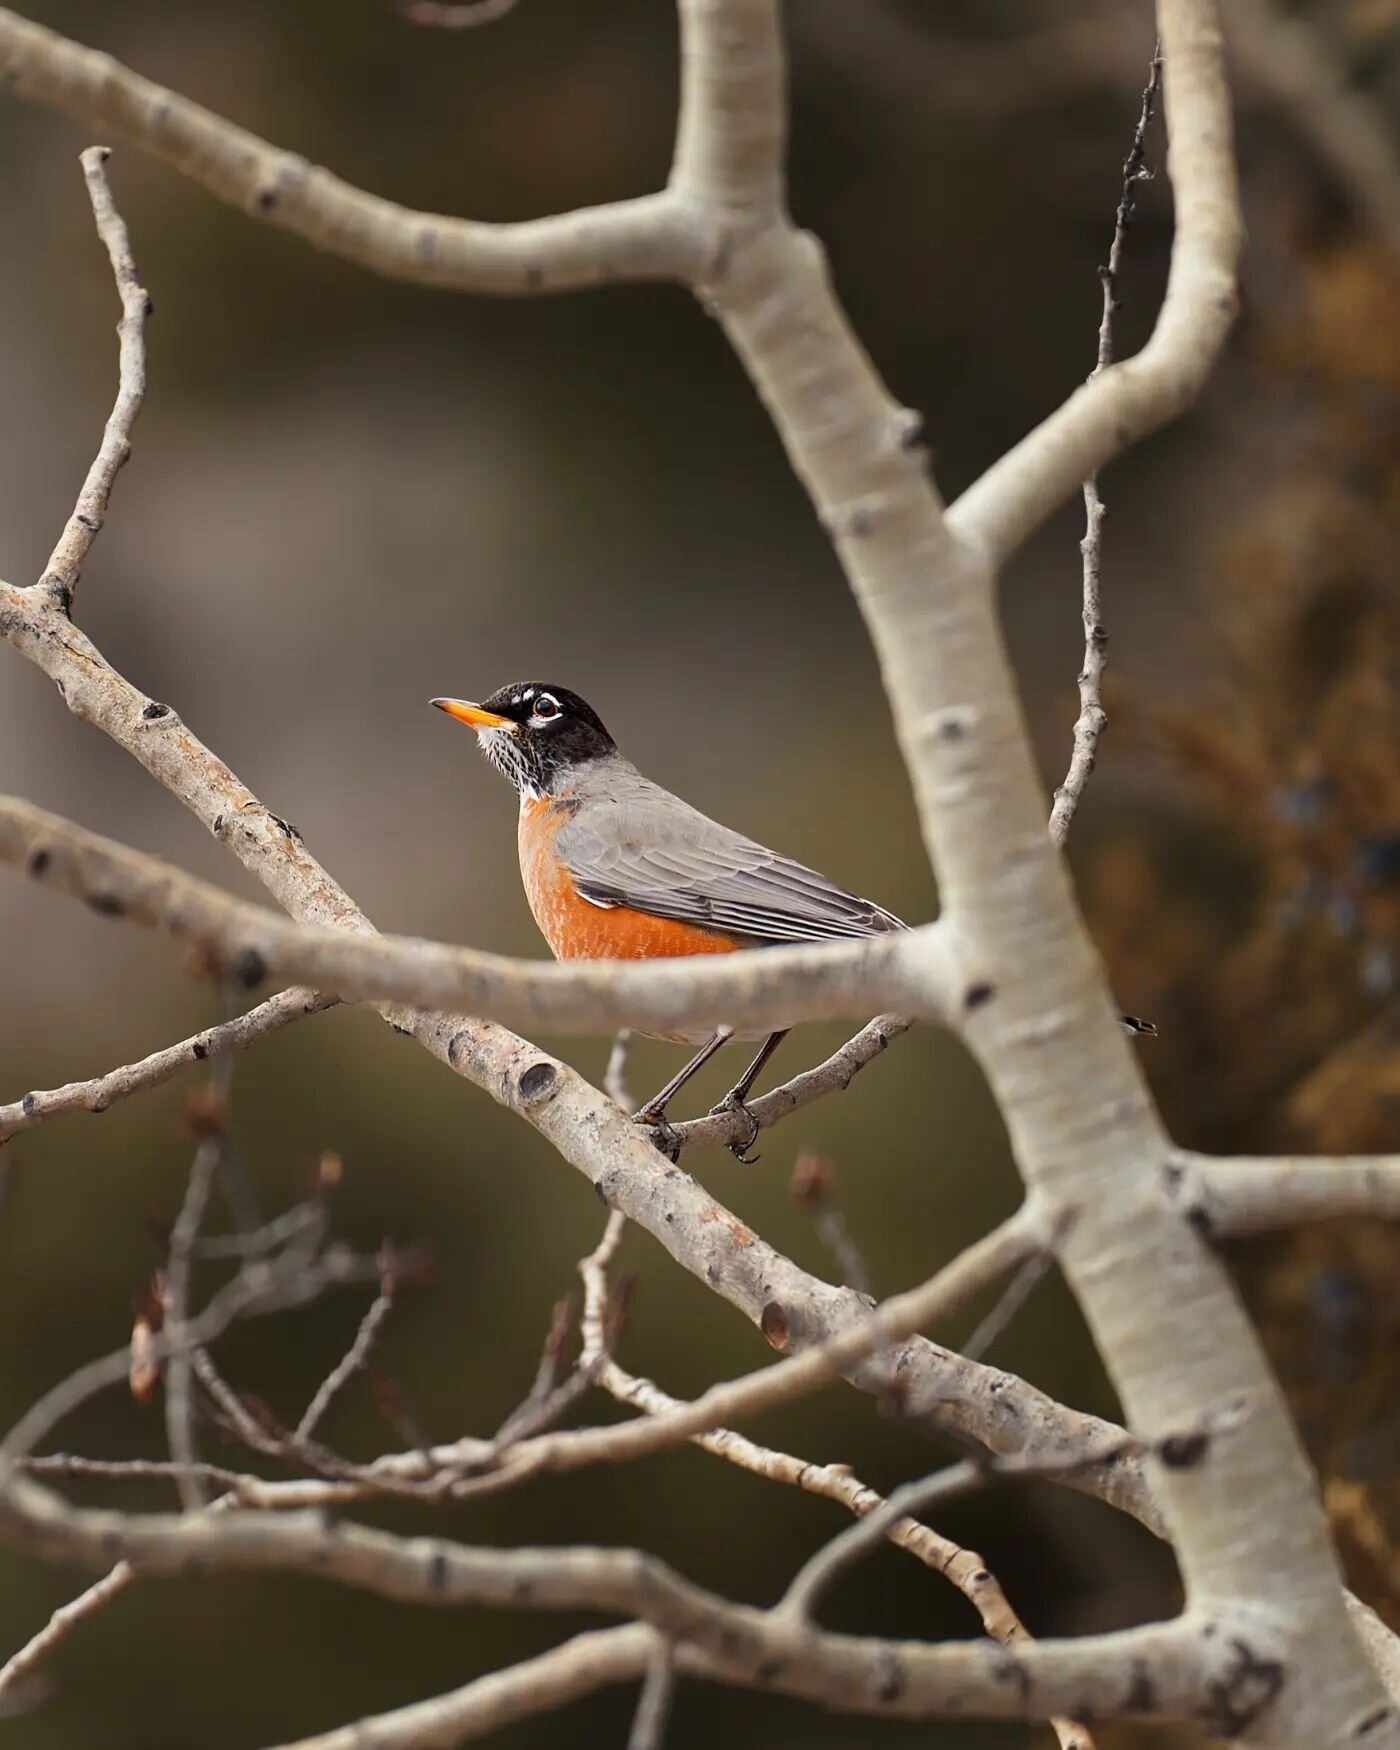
[416,1205,1045,1498]
[578,1216,1095,1750]
[0,986,332,1144]
[671,1013,911,1152]
[266,1625,656,1750]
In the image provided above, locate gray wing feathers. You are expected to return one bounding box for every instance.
[557,774,903,945]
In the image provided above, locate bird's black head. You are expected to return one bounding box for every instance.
[431,682,617,797]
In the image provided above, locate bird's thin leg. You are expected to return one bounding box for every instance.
[710,1029,789,1161]
[632,1027,733,1134]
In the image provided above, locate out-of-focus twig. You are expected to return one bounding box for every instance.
[396,0,522,28]
[790,1153,873,1298]
[961,1244,1057,1364]
[0,1562,133,1702]
[605,1029,635,1112]
[164,1064,235,1512]
[295,1251,399,1444]
[626,1639,676,1750]
[0,1230,381,1467]
[490,1294,596,1450]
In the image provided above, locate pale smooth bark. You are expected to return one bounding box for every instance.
[0,1,1395,1744]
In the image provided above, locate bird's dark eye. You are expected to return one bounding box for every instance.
[534,695,560,720]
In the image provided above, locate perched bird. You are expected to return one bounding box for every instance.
[432,682,903,1152]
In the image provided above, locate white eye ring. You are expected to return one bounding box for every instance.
[531,694,561,725]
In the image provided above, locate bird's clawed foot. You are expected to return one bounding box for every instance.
[709,1090,762,1163]
[632,1105,683,1162]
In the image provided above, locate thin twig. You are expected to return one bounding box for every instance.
[0,1238,380,1466]
[781,1398,1253,1629]
[0,988,332,1145]
[40,147,149,609]
[672,1014,911,1154]
[787,1393,1260,1624]
[194,1197,324,1260]
[429,1207,1046,1497]
[295,1264,398,1444]
[0,1562,134,1701]
[1048,46,1162,846]
[781,1459,988,1620]
[490,1295,590,1449]
[24,1453,266,1493]
[961,1243,1056,1363]
[790,1154,873,1298]
[164,1054,235,1511]
[627,1639,676,1750]
[605,1029,635,1112]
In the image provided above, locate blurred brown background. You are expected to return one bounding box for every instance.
[0,2,1396,1746]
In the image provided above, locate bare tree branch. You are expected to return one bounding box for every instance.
[295,1266,398,1444]
[0,4,1394,1741]
[578,1216,1095,1750]
[0,794,939,1038]
[266,1625,656,1750]
[164,1109,228,1512]
[1049,46,1162,847]
[1171,1150,1400,1236]
[0,987,332,1144]
[669,4,1394,1739]
[0,1467,1266,1730]
[41,146,148,610]
[430,1204,1044,1496]
[0,10,708,294]
[671,1013,912,1153]
[627,1639,677,1750]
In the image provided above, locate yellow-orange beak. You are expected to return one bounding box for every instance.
[431,698,512,731]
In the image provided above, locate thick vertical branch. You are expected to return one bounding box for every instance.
[677,2,1395,1743]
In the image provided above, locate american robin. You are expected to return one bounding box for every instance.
[432,681,903,1154]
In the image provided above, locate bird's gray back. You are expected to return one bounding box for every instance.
[555,759,903,945]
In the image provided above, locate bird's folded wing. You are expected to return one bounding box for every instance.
[556,793,903,945]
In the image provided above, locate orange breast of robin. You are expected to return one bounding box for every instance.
[519,796,742,962]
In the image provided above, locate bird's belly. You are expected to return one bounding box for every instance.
[519,799,765,1041]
